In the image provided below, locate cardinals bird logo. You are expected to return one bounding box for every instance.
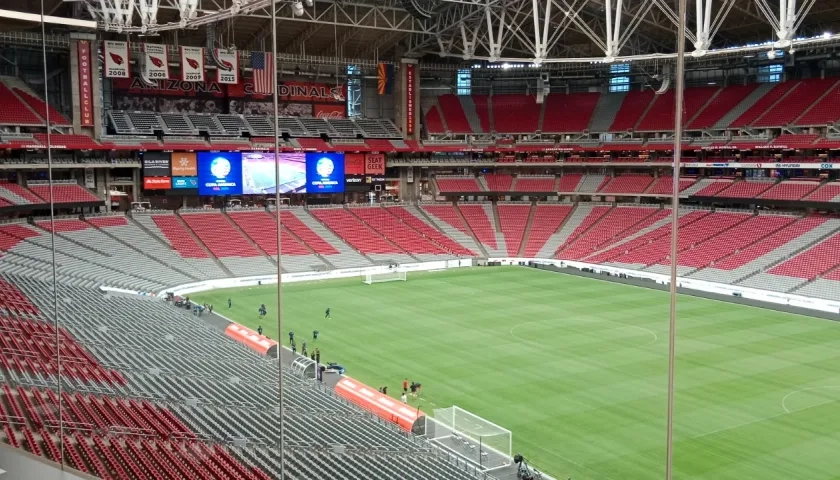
[149,56,164,68]
[109,52,124,65]
[330,86,345,102]
[219,60,234,71]
[186,57,200,69]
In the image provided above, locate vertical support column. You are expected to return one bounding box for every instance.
[399,58,419,140]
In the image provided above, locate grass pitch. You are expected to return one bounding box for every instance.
[192,267,840,480]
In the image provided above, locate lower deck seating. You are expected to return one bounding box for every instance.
[386,207,475,256]
[350,207,447,257]
[497,204,531,256]
[151,215,209,258]
[768,232,840,280]
[311,208,404,255]
[228,211,309,256]
[180,213,262,258]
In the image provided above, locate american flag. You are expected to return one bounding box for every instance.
[251,51,273,94]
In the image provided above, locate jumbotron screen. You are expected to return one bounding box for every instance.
[242,152,307,194]
[197,152,243,196]
[196,151,344,195]
[305,152,345,193]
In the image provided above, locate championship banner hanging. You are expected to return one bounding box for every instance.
[215,49,239,84]
[143,43,169,80]
[180,46,204,82]
[77,40,94,126]
[104,41,130,78]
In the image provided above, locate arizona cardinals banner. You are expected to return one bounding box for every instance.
[104,41,129,78]
[143,43,169,80]
[215,49,239,84]
[180,46,204,82]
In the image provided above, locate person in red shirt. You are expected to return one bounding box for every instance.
[402,378,409,395]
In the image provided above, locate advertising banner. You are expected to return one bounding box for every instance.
[171,152,197,176]
[111,72,347,117]
[104,41,130,78]
[345,153,365,186]
[405,63,416,135]
[180,46,205,82]
[277,82,345,103]
[77,40,94,126]
[143,43,169,80]
[215,49,239,84]
[345,153,365,175]
[142,152,171,176]
[172,176,198,189]
[144,177,172,190]
[313,104,346,119]
[197,151,243,195]
[365,153,386,175]
[306,152,345,193]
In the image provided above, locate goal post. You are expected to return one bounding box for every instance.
[425,406,512,471]
[362,270,407,284]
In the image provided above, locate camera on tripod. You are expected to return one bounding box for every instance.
[514,454,543,480]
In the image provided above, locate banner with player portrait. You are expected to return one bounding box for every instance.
[215,49,239,84]
[104,41,130,78]
[143,43,169,80]
[180,46,204,82]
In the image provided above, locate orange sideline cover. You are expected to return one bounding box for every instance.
[224,323,277,356]
[334,377,423,431]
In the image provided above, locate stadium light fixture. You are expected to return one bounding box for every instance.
[825,32,832,39]
[292,1,304,16]
[0,8,97,28]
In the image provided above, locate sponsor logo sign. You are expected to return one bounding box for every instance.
[172,176,198,189]
[171,152,197,176]
[144,177,172,189]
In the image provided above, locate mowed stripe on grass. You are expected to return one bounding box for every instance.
[192,267,840,480]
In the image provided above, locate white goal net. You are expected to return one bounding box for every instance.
[425,406,511,471]
[363,270,407,284]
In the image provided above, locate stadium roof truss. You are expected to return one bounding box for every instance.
[59,0,840,65]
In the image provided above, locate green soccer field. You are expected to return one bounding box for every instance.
[191,267,840,480]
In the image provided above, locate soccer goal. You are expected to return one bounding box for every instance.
[425,406,512,471]
[362,270,407,284]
